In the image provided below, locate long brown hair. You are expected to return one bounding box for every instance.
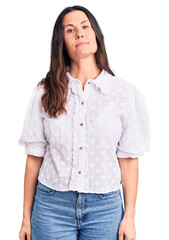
[37,5,115,118]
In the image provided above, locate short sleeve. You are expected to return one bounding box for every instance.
[18,85,48,157]
[116,85,150,158]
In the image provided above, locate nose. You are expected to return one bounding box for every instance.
[75,30,83,39]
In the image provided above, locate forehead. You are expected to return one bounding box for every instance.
[62,10,89,25]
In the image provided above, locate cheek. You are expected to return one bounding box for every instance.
[64,39,73,53]
[89,31,97,45]
[90,35,97,51]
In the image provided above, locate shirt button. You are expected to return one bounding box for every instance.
[80,123,83,126]
[81,101,84,105]
[79,147,83,150]
[88,82,91,84]
[78,171,81,174]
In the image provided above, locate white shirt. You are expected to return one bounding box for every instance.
[18,69,150,193]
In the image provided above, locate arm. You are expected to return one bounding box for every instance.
[118,157,138,240]
[119,157,138,218]
[23,154,43,220]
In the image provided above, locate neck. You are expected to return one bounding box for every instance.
[69,55,101,83]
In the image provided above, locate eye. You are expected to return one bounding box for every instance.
[67,28,74,33]
[83,25,89,29]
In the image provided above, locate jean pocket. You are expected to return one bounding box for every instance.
[97,189,121,200]
[36,180,55,196]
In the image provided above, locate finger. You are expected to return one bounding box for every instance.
[118,232,124,240]
[19,232,25,240]
[26,232,31,240]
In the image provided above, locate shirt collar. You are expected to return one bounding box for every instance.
[66,69,112,95]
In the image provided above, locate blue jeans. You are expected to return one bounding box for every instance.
[31,180,125,240]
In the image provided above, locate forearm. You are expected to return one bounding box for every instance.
[23,154,43,220]
[118,157,138,218]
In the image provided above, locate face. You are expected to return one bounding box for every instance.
[62,10,97,61]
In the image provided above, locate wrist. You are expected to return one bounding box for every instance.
[123,208,135,219]
[23,212,31,220]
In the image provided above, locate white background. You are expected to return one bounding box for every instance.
[0,0,168,239]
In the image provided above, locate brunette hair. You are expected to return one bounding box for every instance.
[37,5,115,118]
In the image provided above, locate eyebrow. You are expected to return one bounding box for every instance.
[64,20,89,29]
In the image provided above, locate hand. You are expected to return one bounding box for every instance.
[19,217,31,240]
[118,215,136,240]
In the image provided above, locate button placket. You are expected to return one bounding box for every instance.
[76,97,87,189]
[69,82,90,192]
[69,95,81,191]
[81,80,91,93]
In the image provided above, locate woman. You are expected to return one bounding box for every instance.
[18,5,150,240]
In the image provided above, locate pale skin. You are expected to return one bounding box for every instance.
[118,157,138,240]
[19,155,43,240]
[62,10,101,90]
[19,9,138,240]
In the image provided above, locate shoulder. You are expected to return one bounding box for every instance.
[106,72,143,99]
[27,84,45,111]
[32,83,45,98]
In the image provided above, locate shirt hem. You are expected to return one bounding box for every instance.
[38,175,121,194]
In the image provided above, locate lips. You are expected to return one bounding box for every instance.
[75,42,88,47]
